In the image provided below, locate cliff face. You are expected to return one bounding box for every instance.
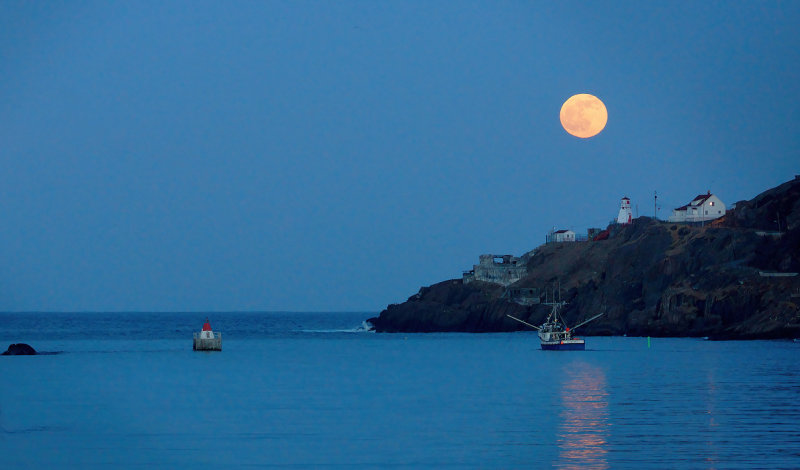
[371,280,528,333]
[369,177,800,338]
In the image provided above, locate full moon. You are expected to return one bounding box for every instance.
[560,94,608,138]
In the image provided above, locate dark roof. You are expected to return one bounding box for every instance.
[691,193,712,204]
[673,192,714,210]
[553,229,571,234]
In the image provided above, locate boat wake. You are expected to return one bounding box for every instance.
[300,321,376,334]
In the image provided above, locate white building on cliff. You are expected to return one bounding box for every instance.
[550,229,575,242]
[617,197,632,224]
[668,191,726,223]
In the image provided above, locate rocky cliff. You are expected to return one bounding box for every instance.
[369,177,800,338]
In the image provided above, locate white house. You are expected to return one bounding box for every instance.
[668,191,726,223]
[551,229,575,242]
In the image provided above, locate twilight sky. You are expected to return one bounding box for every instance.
[1,1,798,312]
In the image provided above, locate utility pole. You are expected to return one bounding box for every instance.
[654,190,658,220]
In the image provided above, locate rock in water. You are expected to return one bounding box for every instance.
[2,343,37,355]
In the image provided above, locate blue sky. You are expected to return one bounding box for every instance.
[1,1,798,312]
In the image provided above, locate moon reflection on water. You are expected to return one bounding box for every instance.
[556,362,610,469]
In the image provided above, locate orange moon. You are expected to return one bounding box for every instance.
[560,94,608,138]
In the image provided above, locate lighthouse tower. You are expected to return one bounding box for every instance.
[617,197,632,224]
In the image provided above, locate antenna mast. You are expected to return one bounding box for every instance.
[654,190,658,220]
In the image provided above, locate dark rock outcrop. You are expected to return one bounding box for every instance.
[2,343,37,355]
[369,177,800,339]
[368,280,528,333]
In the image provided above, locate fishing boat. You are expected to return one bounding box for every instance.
[507,300,603,351]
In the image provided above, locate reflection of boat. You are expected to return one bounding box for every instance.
[508,299,603,351]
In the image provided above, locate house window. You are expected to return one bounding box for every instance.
[710,201,715,206]
[705,210,708,215]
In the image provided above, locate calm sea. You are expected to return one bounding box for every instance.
[1,312,798,469]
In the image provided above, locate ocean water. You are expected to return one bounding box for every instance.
[1,312,799,469]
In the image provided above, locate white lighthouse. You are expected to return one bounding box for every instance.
[617,197,632,224]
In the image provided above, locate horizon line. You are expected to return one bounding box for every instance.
[0,310,377,314]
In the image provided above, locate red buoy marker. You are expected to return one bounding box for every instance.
[194,317,222,351]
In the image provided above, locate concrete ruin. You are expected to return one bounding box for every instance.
[463,254,527,287]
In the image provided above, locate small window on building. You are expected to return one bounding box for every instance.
[710,201,714,206]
